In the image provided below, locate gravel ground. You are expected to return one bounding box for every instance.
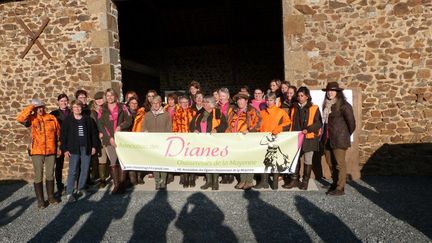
[0,176,431,242]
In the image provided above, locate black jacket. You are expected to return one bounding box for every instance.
[189,108,227,133]
[50,108,71,126]
[60,114,100,155]
[290,101,322,152]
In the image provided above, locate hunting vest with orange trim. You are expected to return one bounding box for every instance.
[290,104,321,139]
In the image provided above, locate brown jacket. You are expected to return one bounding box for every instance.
[325,101,356,149]
[142,109,172,132]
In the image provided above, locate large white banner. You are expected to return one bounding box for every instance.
[115,132,304,174]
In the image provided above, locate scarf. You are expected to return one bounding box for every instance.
[202,110,210,122]
[151,107,164,116]
[323,98,336,124]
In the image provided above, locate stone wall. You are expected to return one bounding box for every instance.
[0,0,120,181]
[282,0,432,172]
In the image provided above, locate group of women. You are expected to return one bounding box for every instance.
[18,79,355,208]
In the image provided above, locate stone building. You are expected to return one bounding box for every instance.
[1,0,431,181]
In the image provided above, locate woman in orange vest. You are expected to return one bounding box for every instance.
[226,92,261,190]
[17,99,61,208]
[282,87,322,190]
[190,95,228,190]
[256,93,291,190]
[173,95,197,188]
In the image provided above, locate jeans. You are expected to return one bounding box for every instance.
[66,147,91,195]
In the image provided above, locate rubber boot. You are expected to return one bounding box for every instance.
[180,174,186,187]
[182,174,189,188]
[299,165,312,190]
[212,174,219,190]
[46,180,59,205]
[167,173,174,185]
[129,171,138,186]
[254,174,269,189]
[34,182,47,209]
[99,164,107,188]
[179,174,185,185]
[282,163,301,189]
[137,172,145,184]
[220,174,227,184]
[271,173,279,190]
[227,175,235,184]
[200,174,212,190]
[189,174,196,188]
[111,165,121,194]
[119,168,127,192]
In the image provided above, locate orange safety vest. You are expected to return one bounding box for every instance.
[290,104,321,139]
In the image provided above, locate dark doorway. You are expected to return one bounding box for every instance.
[116,0,283,100]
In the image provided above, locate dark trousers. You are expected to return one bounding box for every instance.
[55,154,65,190]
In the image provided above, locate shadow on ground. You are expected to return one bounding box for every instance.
[130,190,176,242]
[244,190,311,242]
[0,179,27,203]
[362,143,432,176]
[295,196,361,242]
[175,192,237,242]
[29,186,133,242]
[350,176,432,239]
[0,180,33,227]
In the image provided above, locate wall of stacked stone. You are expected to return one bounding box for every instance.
[159,42,284,94]
[0,0,121,181]
[283,0,432,171]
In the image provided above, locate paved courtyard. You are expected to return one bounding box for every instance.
[0,176,431,242]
